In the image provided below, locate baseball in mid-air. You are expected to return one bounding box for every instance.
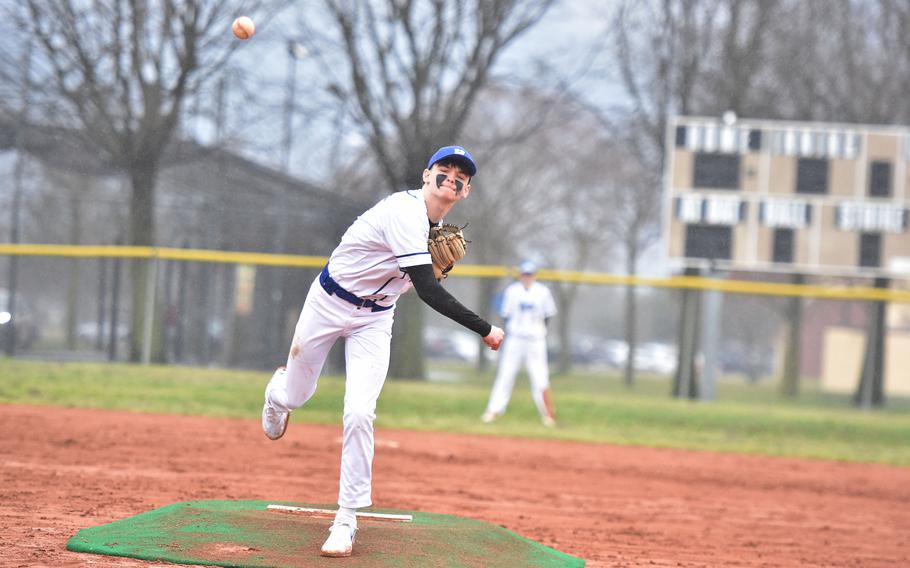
[232,16,255,40]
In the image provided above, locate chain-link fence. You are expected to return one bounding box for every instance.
[2,245,909,403]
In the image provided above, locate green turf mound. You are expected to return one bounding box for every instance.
[66,500,584,567]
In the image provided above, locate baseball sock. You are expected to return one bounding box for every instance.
[334,506,357,529]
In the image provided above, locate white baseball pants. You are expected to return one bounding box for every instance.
[264,277,394,509]
[485,335,551,418]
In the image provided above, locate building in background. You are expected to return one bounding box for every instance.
[0,120,369,368]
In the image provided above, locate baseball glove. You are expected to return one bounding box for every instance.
[428,223,468,281]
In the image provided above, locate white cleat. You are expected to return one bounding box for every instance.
[262,368,289,440]
[481,411,497,424]
[541,415,556,428]
[262,403,289,440]
[320,522,356,557]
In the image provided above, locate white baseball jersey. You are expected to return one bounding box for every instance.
[485,280,557,420]
[499,281,557,339]
[327,189,434,305]
[266,188,439,511]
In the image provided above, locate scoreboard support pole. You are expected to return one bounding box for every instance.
[699,273,723,401]
[673,267,702,399]
[780,273,805,398]
[855,277,889,408]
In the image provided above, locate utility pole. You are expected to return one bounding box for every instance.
[5,41,32,357]
[215,74,226,144]
[282,40,307,173]
[267,41,308,354]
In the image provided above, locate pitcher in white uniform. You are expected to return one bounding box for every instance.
[482,260,558,427]
[260,145,504,558]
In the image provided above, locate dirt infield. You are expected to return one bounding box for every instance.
[1,404,908,567]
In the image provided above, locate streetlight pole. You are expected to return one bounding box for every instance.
[268,40,308,354]
[282,40,308,174]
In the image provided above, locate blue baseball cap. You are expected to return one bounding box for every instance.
[427,145,477,177]
[519,260,537,275]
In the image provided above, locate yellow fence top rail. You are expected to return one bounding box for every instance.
[0,243,326,267]
[2,243,909,303]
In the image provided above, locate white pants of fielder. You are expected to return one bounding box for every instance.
[264,278,393,509]
[485,335,551,418]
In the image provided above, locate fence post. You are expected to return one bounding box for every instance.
[700,282,722,401]
[109,244,122,361]
[96,256,107,351]
[141,254,158,365]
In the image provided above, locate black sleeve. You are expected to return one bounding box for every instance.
[403,264,492,337]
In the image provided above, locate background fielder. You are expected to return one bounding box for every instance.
[483,260,558,426]
[260,145,504,558]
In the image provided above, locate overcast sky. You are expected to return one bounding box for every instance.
[217,1,624,182]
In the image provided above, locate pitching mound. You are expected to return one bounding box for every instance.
[66,499,584,567]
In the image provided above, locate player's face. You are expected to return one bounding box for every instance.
[425,161,471,200]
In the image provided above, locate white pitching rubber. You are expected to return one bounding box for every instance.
[266,504,413,522]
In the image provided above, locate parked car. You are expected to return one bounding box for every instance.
[0,288,40,351]
[633,342,678,375]
[719,341,773,382]
[77,321,130,346]
[602,340,630,368]
[424,327,480,362]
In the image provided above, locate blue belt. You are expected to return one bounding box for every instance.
[319,265,394,312]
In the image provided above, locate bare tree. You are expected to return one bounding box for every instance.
[763,0,910,405]
[770,0,910,124]
[608,0,783,393]
[609,0,722,393]
[521,104,626,374]
[612,0,720,169]
[295,0,555,378]
[455,86,576,370]
[2,0,276,361]
[698,0,781,117]
[720,291,785,383]
[610,0,783,168]
[600,129,661,386]
[457,87,660,376]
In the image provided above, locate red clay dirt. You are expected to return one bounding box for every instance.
[1,403,908,568]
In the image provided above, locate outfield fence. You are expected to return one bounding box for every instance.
[2,244,908,398]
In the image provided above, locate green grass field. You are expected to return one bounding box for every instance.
[1,359,908,466]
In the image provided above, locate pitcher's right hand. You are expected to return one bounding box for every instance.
[483,326,504,351]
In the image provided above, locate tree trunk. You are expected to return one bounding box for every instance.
[554,283,577,375]
[557,297,571,374]
[127,163,160,362]
[623,246,638,387]
[389,293,425,379]
[475,277,499,373]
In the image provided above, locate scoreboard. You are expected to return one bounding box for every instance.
[664,115,910,278]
